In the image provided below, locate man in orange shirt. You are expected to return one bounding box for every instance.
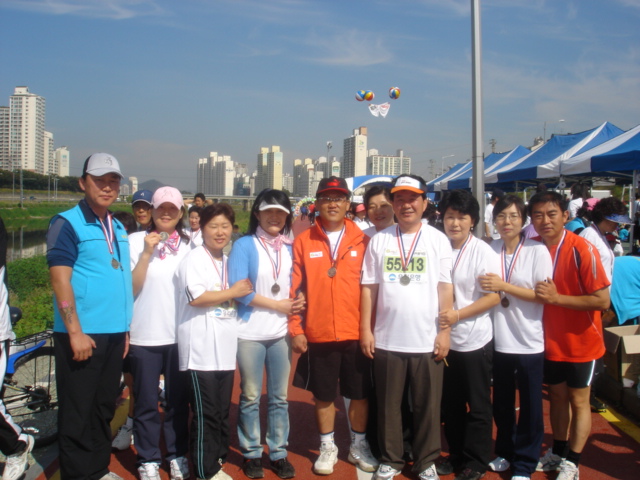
[531,191,610,480]
[289,176,377,476]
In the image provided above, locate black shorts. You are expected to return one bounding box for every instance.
[544,359,596,389]
[293,340,372,402]
[122,352,132,374]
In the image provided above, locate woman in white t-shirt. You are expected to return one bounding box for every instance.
[128,186,192,480]
[478,195,552,478]
[176,203,252,480]
[228,189,303,479]
[186,206,203,247]
[436,190,501,479]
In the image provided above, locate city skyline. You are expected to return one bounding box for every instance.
[1,1,638,191]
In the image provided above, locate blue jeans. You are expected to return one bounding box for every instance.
[237,336,291,460]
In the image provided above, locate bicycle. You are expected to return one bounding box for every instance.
[2,307,58,448]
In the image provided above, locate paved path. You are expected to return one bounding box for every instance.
[12,354,640,480]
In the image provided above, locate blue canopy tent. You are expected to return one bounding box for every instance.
[347,175,436,201]
[427,162,470,192]
[442,146,530,191]
[485,122,624,190]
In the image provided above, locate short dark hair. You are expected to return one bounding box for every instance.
[439,189,480,229]
[188,206,202,216]
[199,203,235,229]
[248,189,292,236]
[194,193,206,201]
[591,197,627,225]
[363,186,391,207]
[528,191,567,216]
[493,194,526,221]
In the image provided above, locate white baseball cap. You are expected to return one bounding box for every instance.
[82,153,123,178]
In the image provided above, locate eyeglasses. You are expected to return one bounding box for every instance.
[495,213,521,222]
[317,197,347,204]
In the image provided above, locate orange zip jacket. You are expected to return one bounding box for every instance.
[288,218,369,343]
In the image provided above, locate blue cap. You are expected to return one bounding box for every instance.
[132,189,153,205]
[605,213,632,224]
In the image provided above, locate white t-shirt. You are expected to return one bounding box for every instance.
[484,204,500,239]
[237,237,292,341]
[187,228,203,248]
[568,198,582,219]
[129,231,191,346]
[490,238,552,354]
[362,226,378,238]
[450,235,500,352]
[580,224,614,283]
[175,246,238,371]
[361,224,453,353]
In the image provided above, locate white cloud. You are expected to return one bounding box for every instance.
[0,0,166,20]
[302,29,393,67]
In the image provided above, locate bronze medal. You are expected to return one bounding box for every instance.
[400,275,411,286]
[501,296,510,308]
[327,266,337,278]
[111,258,120,269]
[271,283,280,295]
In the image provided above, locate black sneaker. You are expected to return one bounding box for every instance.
[271,457,296,479]
[436,456,463,476]
[454,468,485,480]
[242,458,264,479]
[590,395,607,413]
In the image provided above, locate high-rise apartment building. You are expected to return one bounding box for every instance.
[255,147,269,193]
[129,176,139,194]
[342,127,368,178]
[0,87,69,176]
[0,106,9,170]
[367,149,411,175]
[257,146,283,191]
[197,151,235,196]
[9,87,46,173]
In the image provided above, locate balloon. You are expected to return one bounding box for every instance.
[389,87,401,99]
[355,90,367,101]
[364,90,375,101]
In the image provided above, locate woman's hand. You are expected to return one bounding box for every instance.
[438,309,458,328]
[291,291,306,314]
[274,298,294,315]
[230,278,253,298]
[478,273,506,293]
[143,232,161,255]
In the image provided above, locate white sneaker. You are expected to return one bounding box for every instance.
[100,474,124,480]
[313,442,338,475]
[2,435,34,480]
[511,476,530,480]
[170,456,190,480]
[138,463,162,480]
[419,465,440,480]
[112,423,134,451]
[489,456,511,472]
[536,449,562,472]
[209,470,232,480]
[348,439,379,472]
[372,464,401,480]
[557,460,579,480]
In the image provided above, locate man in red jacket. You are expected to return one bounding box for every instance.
[289,176,378,476]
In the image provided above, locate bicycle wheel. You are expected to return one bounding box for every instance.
[4,346,58,447]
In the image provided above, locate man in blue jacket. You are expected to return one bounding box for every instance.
[47,153,133,480]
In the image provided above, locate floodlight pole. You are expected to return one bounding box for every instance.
[471,0,485,237]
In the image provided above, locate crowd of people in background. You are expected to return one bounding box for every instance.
[1,151,638,480]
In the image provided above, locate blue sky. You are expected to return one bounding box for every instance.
[1,0,639,191]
